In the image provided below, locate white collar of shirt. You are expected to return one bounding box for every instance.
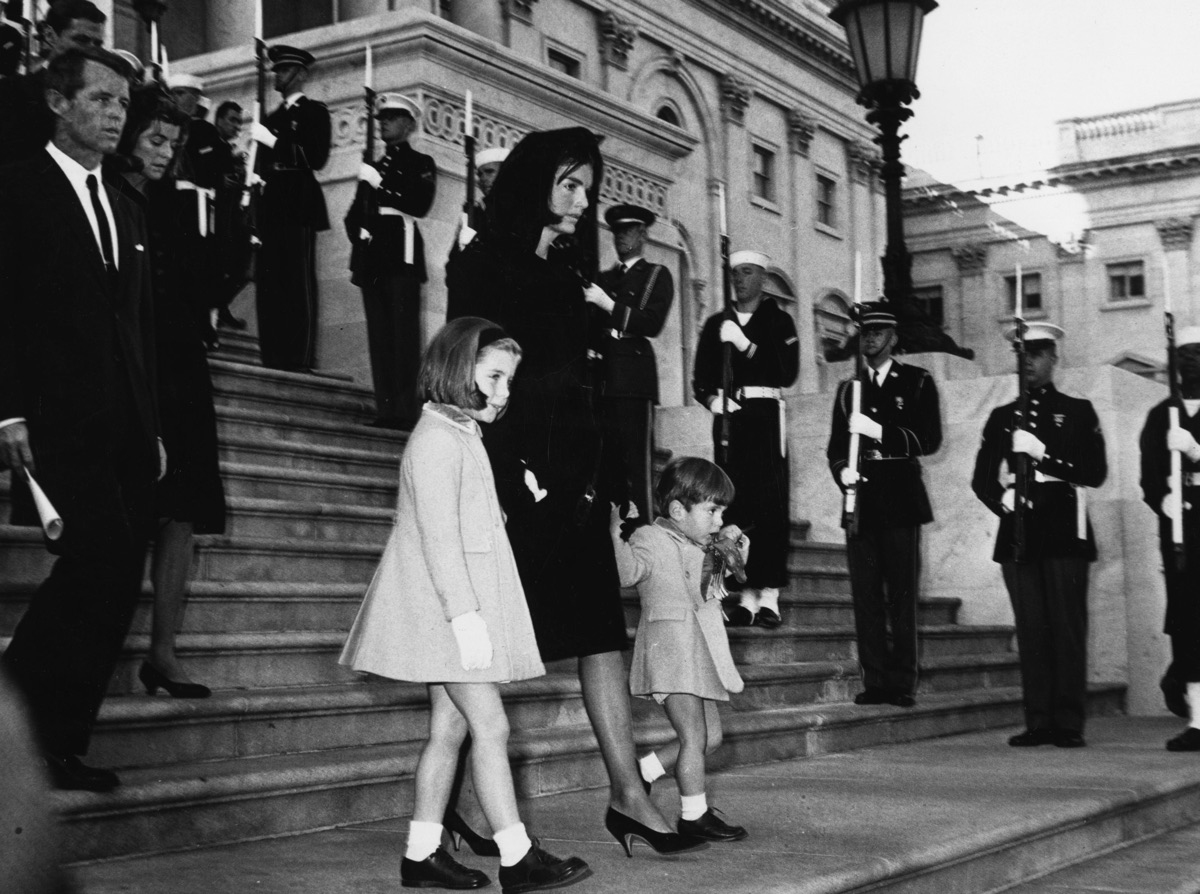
[869,358,893,385]
[284,92,304,108]
[45,140,119,270]
[620,256,643,272]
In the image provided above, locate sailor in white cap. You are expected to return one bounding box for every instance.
[1139,324,1200,751]
[344,92,436,428]
[692,249,799,628]
[827,301,943,709]
[249,43,331,371]
[972,321,1107,749]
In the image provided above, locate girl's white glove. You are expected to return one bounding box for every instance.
[450,611,493,670]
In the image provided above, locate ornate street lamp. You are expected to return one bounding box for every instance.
[830,0,937,306]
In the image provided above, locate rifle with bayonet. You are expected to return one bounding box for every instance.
[351,45,376,244]
[841,254,864,536]
[1164,271,1186,570]
[717,183,733,467]
[1011,266,1031,563]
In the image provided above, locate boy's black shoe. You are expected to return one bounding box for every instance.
[1166,728,1200,752]
[499,842,590,894]
[401,847,489,889]
[677,808,747,842]
[755,607,782,629]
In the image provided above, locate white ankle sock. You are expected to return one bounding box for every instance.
[493,823,533,867]
[758,587,780,613]
[738,589,759,611]
[639,751,666,783]
[1189,682,1200,730]
[680,793,707,822]
[405,820,443,862]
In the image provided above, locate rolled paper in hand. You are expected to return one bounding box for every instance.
[23,468,62,541]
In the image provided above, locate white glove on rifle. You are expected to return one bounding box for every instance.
[457,222,477,250]
[450,611,493,670]
[358,163,382,189]
[839,467,860,488]
[1167,426,1200,462]
[708,391,742,415]
[719,320,751,352]
[1011,429,1046,461]
[848,412,882,441]
[251,121,277,149]
[1001,488,1015,514]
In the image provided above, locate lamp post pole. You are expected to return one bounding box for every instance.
[865,80,918,305]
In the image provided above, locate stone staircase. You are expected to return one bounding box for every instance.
[0,330,1125,864]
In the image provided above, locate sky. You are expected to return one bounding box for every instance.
[900,0,1200,180]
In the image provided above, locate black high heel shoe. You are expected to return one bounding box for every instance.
[139,662,211,699]
[604,807,708,857]
[443,808,500,857]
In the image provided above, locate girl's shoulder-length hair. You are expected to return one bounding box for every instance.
[419,316,522,411]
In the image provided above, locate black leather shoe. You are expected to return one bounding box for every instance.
[498,842,590,894]
[443,808,500,857]
[1166,728,1200,752]
[139,662,211,699]
[44,753,119,792]
[217,308,248,330]
[1161,673,1190,719]
[725,605,755,627]
[888,692,916,708]
[853,689,890,706]
[1007,728,1056,747]
[755,607,782,629]
[677,808,747,842]
[605,807,707,857]
[401,847,489,889]
[1053,729,1086,749]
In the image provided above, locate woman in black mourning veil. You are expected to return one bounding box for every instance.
[447,128,701,854]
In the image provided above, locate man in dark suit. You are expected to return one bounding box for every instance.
[249,44,331,371]
[693,249,799,628]
[344,92,437,429]
[589,203,674,519]
[972,322,1106,748]
[827,302,943,708]
[0,45,161,791]
[1139,325,1200,752]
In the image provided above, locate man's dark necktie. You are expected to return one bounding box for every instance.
[86,174,116,280]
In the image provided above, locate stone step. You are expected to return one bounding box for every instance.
[210,359,375,425]
[209,329,261,365]
[215,405,407,455]
[219,434,401,479]
[725,624,1014,666]
[219,497,393,543]
[619,590,960,628]
[54,684,1125,863]
[219,463,397,507]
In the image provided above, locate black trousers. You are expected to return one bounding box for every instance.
[602,395,653,521]
[1002,557,1089,733]
[847,524,920,695]
[257,223,317,371]
[1161,514,1200,682]
[2,420,155,756]
[360,272,421,425]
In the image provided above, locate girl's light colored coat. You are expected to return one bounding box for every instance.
[614,520,744,701]
[340,404,544,683]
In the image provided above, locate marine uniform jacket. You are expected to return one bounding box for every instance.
[344,139,437,284]
[827,361,942,529]
[971,382,1107,563]
[185,119,235,189]
[692,300,799,406]
[260,94,331,230]
[593,258,674,402]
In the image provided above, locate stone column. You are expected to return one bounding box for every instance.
[206,0,256,54]
[788,108,818,394]
[952,242,989,370]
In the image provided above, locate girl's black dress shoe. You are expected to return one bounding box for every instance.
[605,807,707,857]
[498,842,589,894]
[139,662,211,699]
[401,847,489,889]
[444,808,500,857]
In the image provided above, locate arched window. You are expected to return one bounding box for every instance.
[656,105,680,126]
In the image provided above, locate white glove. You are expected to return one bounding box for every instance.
[157,438,168,481]
[450,611,493,670]
[1011,429,1046,460]
[247,172,265,188]
[849,412,883,441]
[523,466,547,502]
[708,391,742,415]
[719,320,751,352]
[1001,488,1015,514]
[457,223,477,250]
[251,121,277,149]
[1161,492,1181,520]
[839,467,860,488]
[358,163,382,189]
[1167,426,1200,461]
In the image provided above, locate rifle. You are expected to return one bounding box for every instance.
[6,0,32,74]
[352,44,376,243]
[1164,260,1185,570]
[463,90,476,233]
[716,182,733,466]
[1011,264,1030,563]
[841,253,864,535]
[241,0,266,228]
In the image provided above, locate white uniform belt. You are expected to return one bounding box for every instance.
[175,180,215,237]
[736,386,782,400]
[376,207,416,263]
[1033,471,1066,483]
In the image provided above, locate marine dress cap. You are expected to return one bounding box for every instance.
[1176,325,1200,348]
[167,72,203,92]
[374,93,421,120]
[858,301,897,329]
[604,203,656,229]
[729,250,770,269]
[268,45,315,71]
[475,147,509,167]
[1004,321,1064,345]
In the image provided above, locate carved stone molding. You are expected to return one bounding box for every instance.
[1054,231,1091,262]
[848,140,880,184]
[1156,217,1195,251]
[667,49,686,74]
[691,279,708,327]
[787,108,816,157]
[598,10,636,70]
[720,72,751,126]
[951,242,988,274]
[500,0,538,25]
[601,164,668,216]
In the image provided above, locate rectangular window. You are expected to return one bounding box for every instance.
[912,285,945,328]
[1107,261,1145,302]
[1005,272,1043,313]
[816,174,836,227]
[546,48,581,79]
[752,145,775,202]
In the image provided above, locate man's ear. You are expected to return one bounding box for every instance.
[46,88,70,117]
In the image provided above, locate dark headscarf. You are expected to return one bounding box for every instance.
[484,126,603,275]
[108,83,190,176]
